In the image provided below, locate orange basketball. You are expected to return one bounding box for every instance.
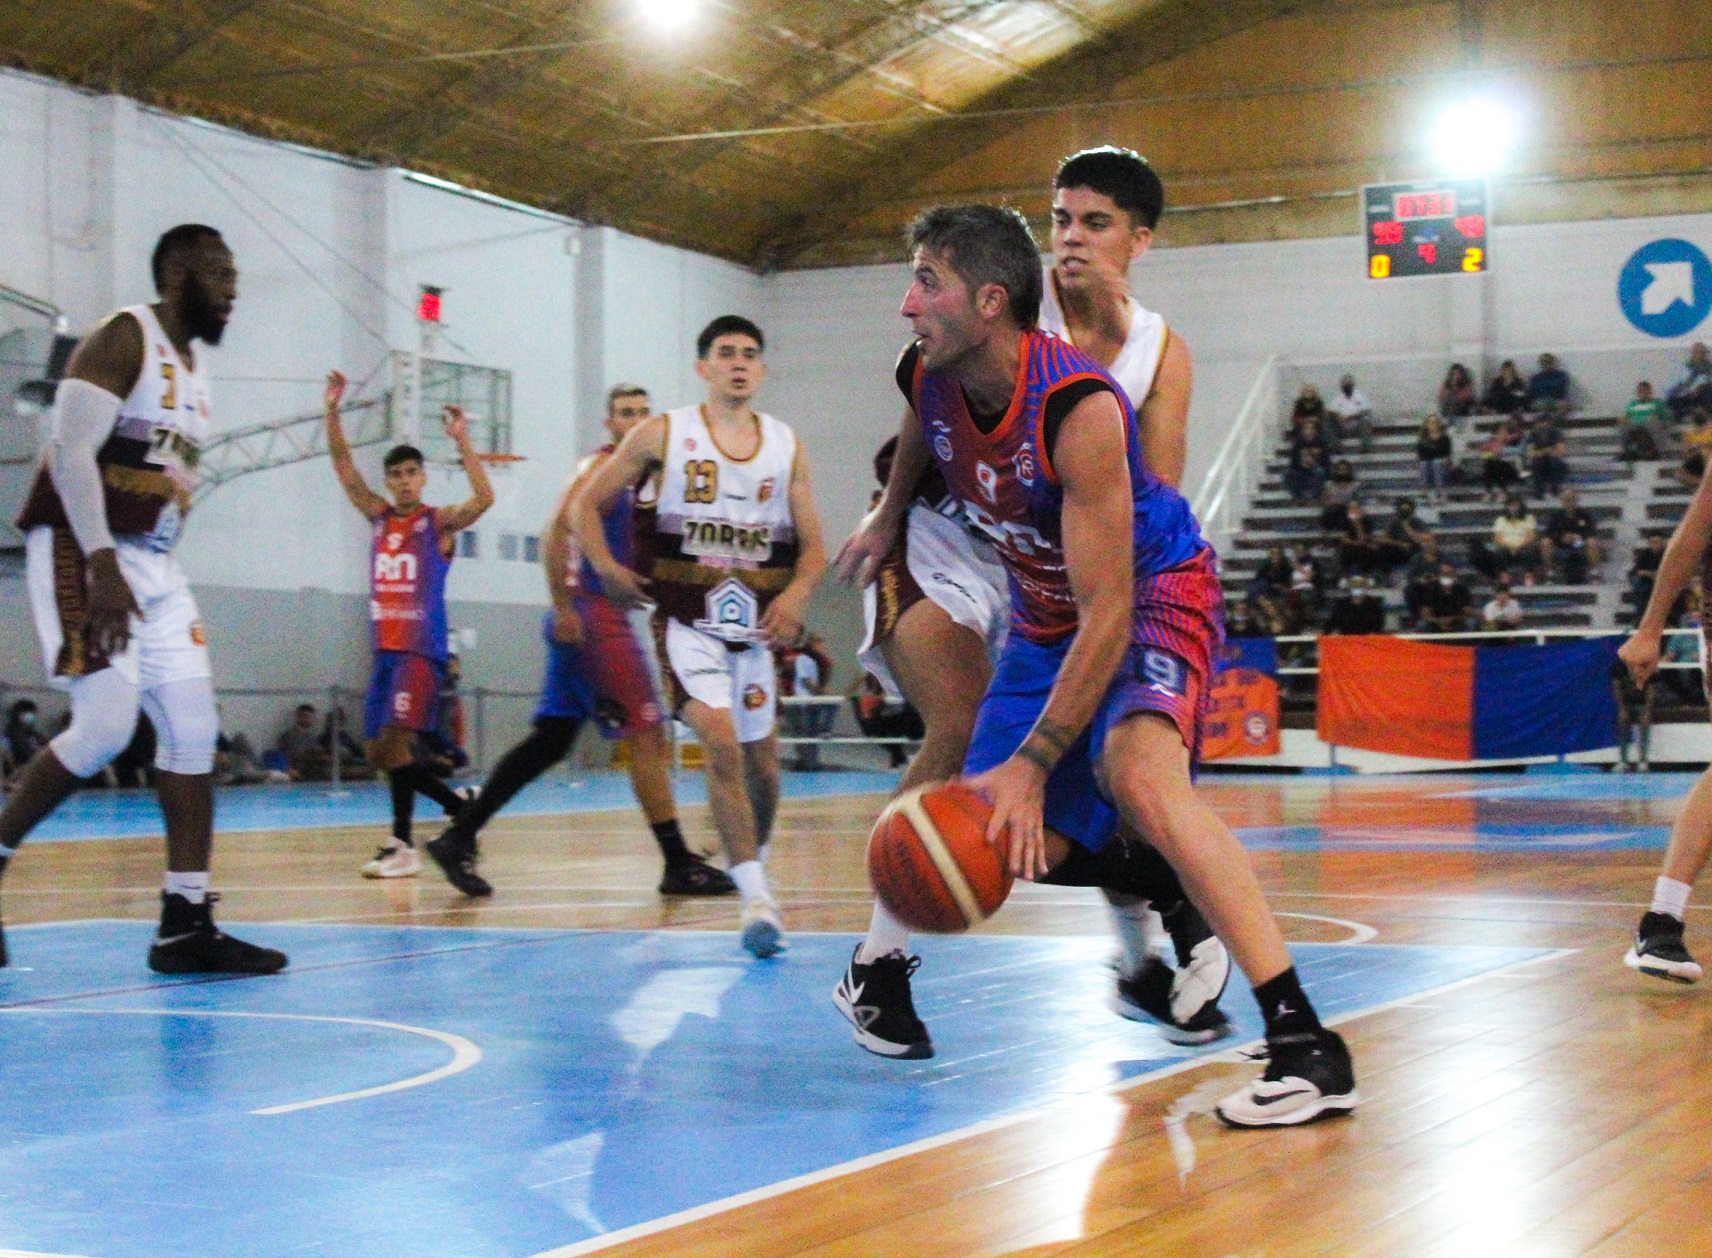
[866,782,1015,933]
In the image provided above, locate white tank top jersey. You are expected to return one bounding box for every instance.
[122,303,213,550]
[648,404,800,642]
[1036,264,1169,412]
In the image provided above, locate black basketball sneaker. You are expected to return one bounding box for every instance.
[425,831,493,897]
[658,858,737,897]
[147,893,288,975]
[1114,900,1233,1044]
[1625,911,1703,983]
[833,946,933,1059]
[1216,1028,1359,1127]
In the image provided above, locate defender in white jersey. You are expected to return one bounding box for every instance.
[837,148,1224,1059]
[0,225,285,975]
[574,316,827,958]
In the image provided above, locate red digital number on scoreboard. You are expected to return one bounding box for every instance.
[1417,242,1437,266]
[1372,221,1405,246]
[1394,191,1457,220]
[1453,214,1485,239]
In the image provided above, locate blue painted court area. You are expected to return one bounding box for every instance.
[0,922,1548,1258]
[1236,822,1670,851]
[27,770,904,842]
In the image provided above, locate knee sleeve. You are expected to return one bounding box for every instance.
[529,716,580,765]
[142,677,218,776]
[50,668,142,778]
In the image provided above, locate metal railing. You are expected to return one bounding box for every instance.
[1191,354,1286,557]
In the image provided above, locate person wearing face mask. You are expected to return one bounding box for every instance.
[1325,374,1373,452]
[1477,495,1544,582]
[1411,562,1473,633]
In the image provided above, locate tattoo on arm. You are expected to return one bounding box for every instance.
[1018,719,1074,774]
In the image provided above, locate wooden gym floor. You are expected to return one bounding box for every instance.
[0,770,1706,1257]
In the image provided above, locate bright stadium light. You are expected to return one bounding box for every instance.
[1429,95,1521,176]
[638,0,698,31]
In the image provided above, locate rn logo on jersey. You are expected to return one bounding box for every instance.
[695,577,761,642]
[1012,448,1037,487]
[1619,239,1712,338]
[375,550,418,583]
[975,462,999,504]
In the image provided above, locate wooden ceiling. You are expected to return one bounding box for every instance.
[3,0,1708,269]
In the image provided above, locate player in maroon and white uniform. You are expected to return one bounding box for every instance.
[0,225,284,974]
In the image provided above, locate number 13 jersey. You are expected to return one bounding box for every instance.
[645,405,800,643]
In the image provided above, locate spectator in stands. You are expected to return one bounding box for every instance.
[1324,576,1385,635]
[1291,383,1328,432]
[278,703,328,781]
[1319,459,1359,530]
[1528,352,1571,418]
[215,728,276,786]
[321,705,366,773]
[1629,533,1668,624]
[1661,607,1704,703]
[1279,546,1321,631]
[1476,495,1545,582]
[1480,414,1525,498]
[1416,413,1453,499]
[1285,416,1331,502]
[1376,497,1437,577]
[1438,363,1477,419]
[1675,406,1712,487]
[4,700,48,777]
[1226,600,1261,638]
[1622,380,1673,461]
[851,674,922,769]
[1525,415,1569,498]
[1337,500,1381,577]
[1252,545,1293,597]
[1410,562,1474,632]
[1482,575,1525,631]
[1483,360,1530,416]
[1325,374,1373,451]
[778,632,836,771]
[1666,341,1712,420]
[1541,488,1603,584]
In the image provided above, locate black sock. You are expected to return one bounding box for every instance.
[453,718,579,839]
[1252,967,1322,1043]
[388,769,415,845]
[1040,834,1182,901]
[651,819,692,865]
[407,764,465,815]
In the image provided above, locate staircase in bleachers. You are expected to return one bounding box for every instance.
[1223,407,1684,633]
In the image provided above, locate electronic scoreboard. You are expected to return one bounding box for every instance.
[1362,179,1488,280]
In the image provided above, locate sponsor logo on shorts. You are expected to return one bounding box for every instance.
[1141,648,1189,696]
[742,683,768,710]
[929,571,976,600]
[189,621,207,646]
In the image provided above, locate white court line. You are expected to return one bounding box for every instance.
[1268,891,1712,911]
[0,1249,100,1257]
[0,1008,480,1116]
[525,947,1579,1257]
[1275,912,1378,944]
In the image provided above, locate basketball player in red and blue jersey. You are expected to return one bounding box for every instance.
[838,206,1357,1127]
[422,384,735,899]
[325,370,494,878]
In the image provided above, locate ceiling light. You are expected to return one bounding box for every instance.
[1429,95,1520,177]
[638,0,698,31]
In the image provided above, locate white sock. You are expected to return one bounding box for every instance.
[1104,895,1156,976]
[730,859,770,904]
[858,901,912,964]
[164,871,210,905]
[1652,876,1692,921]
[756,841,770,866]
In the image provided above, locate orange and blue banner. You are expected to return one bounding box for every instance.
[1317,635,1622,761]
[1203,637,1281,759]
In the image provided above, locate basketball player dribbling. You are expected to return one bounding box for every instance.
[422,384,736,900]
[324,370,494,878]
[574,316,827,958]
[839,206,1356,1126]
[836,149,1231,1061]
[0,224,285,974]
[1617,467,1712,984]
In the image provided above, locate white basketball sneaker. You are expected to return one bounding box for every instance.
[740,897,785,958]
[360,842,421,879]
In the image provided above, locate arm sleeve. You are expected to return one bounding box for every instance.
[46,378,123,557]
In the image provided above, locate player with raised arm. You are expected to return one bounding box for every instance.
[423,385,736,899]
[324,370,493,878]
[1618,467,1712,984]
[839,206,1356,1126]
[835,150,1229,1060]
[0,224,285,974]
[574,317,827,958]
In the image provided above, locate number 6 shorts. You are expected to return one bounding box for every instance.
[961,548,1223,853]
[653,616,777,745]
